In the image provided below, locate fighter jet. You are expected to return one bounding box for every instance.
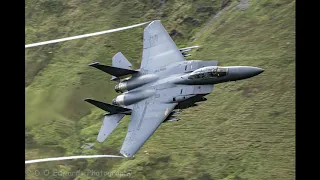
[84,20,264,158]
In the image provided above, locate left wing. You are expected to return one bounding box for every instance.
[120,98,176,157]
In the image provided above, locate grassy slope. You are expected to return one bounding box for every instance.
[25,0,295,179]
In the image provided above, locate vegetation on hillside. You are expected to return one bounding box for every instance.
[26,0,295,179]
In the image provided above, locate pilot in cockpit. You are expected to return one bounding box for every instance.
[188,66,228,80]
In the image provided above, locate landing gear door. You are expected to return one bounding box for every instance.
[178,86,194,96]
[193,85,214,94]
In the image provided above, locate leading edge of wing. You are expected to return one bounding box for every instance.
[120,98,176,158]
[140,20,185,73]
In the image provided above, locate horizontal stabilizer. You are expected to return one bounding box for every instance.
[97,114,125,142]
[88,62,138,77]
[84,98,131,115]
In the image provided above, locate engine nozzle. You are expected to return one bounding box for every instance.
[112,94,125,106]
[115,82,127,93]
[115,74,158,93]
[112,89,155,106]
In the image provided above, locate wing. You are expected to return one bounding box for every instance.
[140,20,185,73]
[120,98,176,157]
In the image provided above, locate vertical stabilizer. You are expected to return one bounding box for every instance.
[111,52,133,81]
[97,114,125,142]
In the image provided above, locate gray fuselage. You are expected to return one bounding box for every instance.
[112,60,264,108]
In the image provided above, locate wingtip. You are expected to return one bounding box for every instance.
[83,98,92,102]
[149,20,161,25]
[88,62,100,66]
[103,112,111,116]
[120,150,133,158]
[122,154,128,158]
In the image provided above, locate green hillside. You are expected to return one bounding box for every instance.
[25,0,295,179]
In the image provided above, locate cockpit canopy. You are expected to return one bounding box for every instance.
[188,66,228,80]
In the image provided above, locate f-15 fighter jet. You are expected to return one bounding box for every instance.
[84,20,264,158]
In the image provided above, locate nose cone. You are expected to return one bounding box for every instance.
[247,67,264,77]
[228,66,264,81]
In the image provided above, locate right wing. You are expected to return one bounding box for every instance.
[140,20,186,73]
[120,98,177,157]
